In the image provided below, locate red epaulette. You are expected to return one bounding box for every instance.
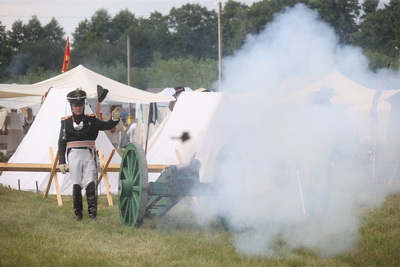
[85,114,96,117]
[61,115,71,121]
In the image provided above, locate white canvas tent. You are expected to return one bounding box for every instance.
[145,91,225,182]
[286,70,398,105]
[286,70,400,143]
[0,65,174,104]
[143,72,400,184]
[0,88,121,195]
[0,65,175,174]
[154,87,193,106]
[0,96,42,109]
[133,87,193,149]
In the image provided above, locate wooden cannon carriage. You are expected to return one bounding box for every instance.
[118,143,215,227]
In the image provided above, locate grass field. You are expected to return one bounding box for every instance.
[1,186,399,267]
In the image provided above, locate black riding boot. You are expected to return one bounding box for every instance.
[86,182,97,219]
[73,184,83,221]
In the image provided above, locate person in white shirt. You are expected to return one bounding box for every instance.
[5,108,23,157]
[103,105,125,149]
[23,107,35,135]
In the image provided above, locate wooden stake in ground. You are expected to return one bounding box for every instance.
[175,149,183,163]
[44,148,62,206]
[296,170,306,216]
[97,147,114,206]
[388,151,400,185]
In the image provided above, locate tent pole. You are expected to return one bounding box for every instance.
[144,104,152,155]
[217,1,223,92]
[127,35,131,86]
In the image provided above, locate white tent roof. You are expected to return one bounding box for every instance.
[286,70,400,106]
[146,92,225,182]
[0,65,174,104]
[154,87,193,107]
[144,72,400,184]
[0,88,121,195]
[0,96,42,109]
[285,70,400,143]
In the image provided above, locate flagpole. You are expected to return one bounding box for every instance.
[344,63,391,181]
[217,1,223,92]
[61,37,71,73]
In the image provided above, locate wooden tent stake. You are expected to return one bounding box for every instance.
[296,170,306,216]
[388,151,400,185]
[175,149,183,163]
[97,147,114,206]
[44,148,62,206]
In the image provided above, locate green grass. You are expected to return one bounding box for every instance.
[0,186,399,267]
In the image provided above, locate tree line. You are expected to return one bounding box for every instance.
[0,0,399,90]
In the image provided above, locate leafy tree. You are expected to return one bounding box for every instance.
[43,18,65,43]
[360,0,379,19]
[222,0,252,56]
[7,17,65,77]
[248,0,301,35]
[24,16,44,41]
[306,0,361,44]
[248,0,360,44]
[0,22,12,81]
[131,65,149,89]
[72,19,91,45]
[2,1,400,86]
[73,9,119,67]
[14,67,59,84]
[125,12,171,68]
[73,38,116,68]
[109,9,137,45]
[351,0,400,69]
[145,56,218,90]
[89,9,113,40]
[8,20,26,51]
[168,4,218,60]
[363,50,392,71]
[143,12,171,60]
[89,61,128,85]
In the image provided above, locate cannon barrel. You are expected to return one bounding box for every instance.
[148,158,201,197]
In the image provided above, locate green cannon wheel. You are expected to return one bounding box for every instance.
[118,143,148,227]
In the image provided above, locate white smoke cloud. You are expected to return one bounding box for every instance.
[193,3,400,257]
[222,4,338,94]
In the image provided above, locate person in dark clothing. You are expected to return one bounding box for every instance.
[58,88,121,221]
[169,86,185,111]
[23,107,35,135]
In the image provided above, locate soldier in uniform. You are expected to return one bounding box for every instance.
[58,88,122,221]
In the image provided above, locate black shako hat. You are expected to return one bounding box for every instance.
[173,86,185,97]
[67,88,87,106]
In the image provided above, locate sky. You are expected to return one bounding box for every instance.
[0,0,260,39]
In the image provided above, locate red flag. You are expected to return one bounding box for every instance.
[61,37,71,72]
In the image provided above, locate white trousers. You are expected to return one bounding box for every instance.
[67,149,97,189]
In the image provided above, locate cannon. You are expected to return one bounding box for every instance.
[118,143,216,227]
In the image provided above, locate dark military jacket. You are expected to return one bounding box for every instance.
[58,114,119,164]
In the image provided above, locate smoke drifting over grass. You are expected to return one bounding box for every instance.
[195,4,400,257]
